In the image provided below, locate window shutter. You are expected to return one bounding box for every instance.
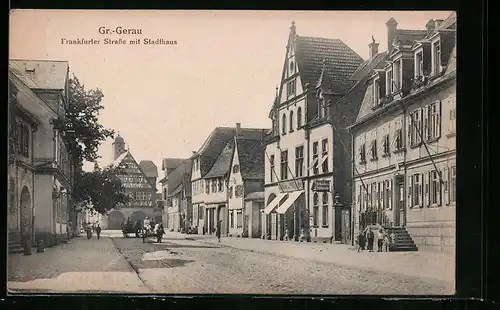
[407,116,412,145]
[436,100,442,139]
[407,175,412,208]
[417,109,423,144]
[437,170,442,206]
[378,182,382,209]
[419,173,424,207]
[423,105,429,142]
[388,180,392,210]
[423,171,429,207]
[357,185,361,211]
[444,167,450,205]
[367,184,372,209]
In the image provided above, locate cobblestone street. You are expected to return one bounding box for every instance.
[8,232,454,295]
[113,233,454,295]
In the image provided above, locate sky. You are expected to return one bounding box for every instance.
[10,10,453,189]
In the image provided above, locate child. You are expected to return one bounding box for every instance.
[357,231,366,252]
[383,231,391,252]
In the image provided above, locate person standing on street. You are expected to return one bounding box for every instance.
[377,229,384,252]
[366,228,375,252]
[96,223,102,239]
[216,220,222,242]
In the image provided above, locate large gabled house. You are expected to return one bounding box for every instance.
[263,22,385,244]
[191,124,267,235]
[349,13,456,252]
[163,159,193,232]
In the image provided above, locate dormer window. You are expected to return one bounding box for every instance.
[369,140,378,160]
[393,59,402,92]
[415,51,424,79]
[359,144,366,164]
[373,77,380,107]
[386,68,393,94]
[432,39,441,76]
[317,90,325,118]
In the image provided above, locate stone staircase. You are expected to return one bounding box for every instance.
[8,241,24,254]
[386,227,418,252]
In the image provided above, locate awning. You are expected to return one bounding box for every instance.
[276,191,304,214]
[263,193,287,214]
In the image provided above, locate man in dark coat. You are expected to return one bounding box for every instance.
[366,228,375,252]
[216,220,222,242]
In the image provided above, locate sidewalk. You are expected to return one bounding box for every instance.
[8,236,150,294]
[163,232,455,284]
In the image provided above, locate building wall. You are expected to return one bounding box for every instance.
[34,174,54,233]
[352,81,456,252]
[246,200,264,238]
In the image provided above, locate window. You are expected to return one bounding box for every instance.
[205,180,210,194]
[371,182,377,208]
[230,211,234,228]
[282,114,287,135]
[297,107,302,129]
[429,101,441,140]
[450,167,456,203]
[287,80,296,98]
[289,110,294,132]
[198,205,204,219]
[393,60,401,92]
[235,185,243,198]
[290,60,295,75]
[321,139,328,173]
[412,174,421,207]
[373,78,380,107]
[449,106,456,134]
[236,210,243,228]
[369,139,378,160]
[280,150,288,180]
[312,142,319,175]
[432,40,441,76]
[409,109,422,146]
[386,68,393,94]
[270,155,275,182]
[229,186,233,199]
[218,178,223,192]
[384,180,391,209]
[232,165,240,173]
[211,179,217,193]
[295,146,304,177]
[382,134,390,156]
[430,170,441,206]
[322,192,328,226]
[394,129,404,151]
[415,51,424,78]
[313,193,319,226]
[359,143,366,164]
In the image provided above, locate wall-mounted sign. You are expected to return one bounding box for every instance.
[279,179,304,193]
[312,180,331,192]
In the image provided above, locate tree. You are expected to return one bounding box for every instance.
[55,74,128,214]
[74,165,130,214]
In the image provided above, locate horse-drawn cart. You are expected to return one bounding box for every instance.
[122,221,140,238]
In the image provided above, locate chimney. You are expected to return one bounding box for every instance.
[235,123,241,137]
[426,19,435,34]
[386,18,398,52]
[369,35,379,59]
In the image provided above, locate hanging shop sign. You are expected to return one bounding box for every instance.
[312,180,331,192]
[279,179,304,193]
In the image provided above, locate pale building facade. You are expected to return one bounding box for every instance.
[10,60,75,248]
[350,14,456,252]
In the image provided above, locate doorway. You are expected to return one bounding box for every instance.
[334,208,342,241]
[20,186,32,239]
[394,177,405,226]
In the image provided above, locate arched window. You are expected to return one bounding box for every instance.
[282,113,287,135]
[322,192,329,226]
[297,107,302,129]
[289,110,294,132]
[313,193,319,227]
[290,60,295,75]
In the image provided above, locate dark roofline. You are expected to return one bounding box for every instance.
[349,70,456,132]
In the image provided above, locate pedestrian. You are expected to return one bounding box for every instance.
[357,231,366,252]
[216,220,222,242]
[366,228,375,252]
[377,229,384,252]
[390,231,396,250]
[383,231,391,252]
[96,223,102,239]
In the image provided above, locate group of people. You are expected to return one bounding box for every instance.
[82,221,102,239]
[357,227,394,252]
